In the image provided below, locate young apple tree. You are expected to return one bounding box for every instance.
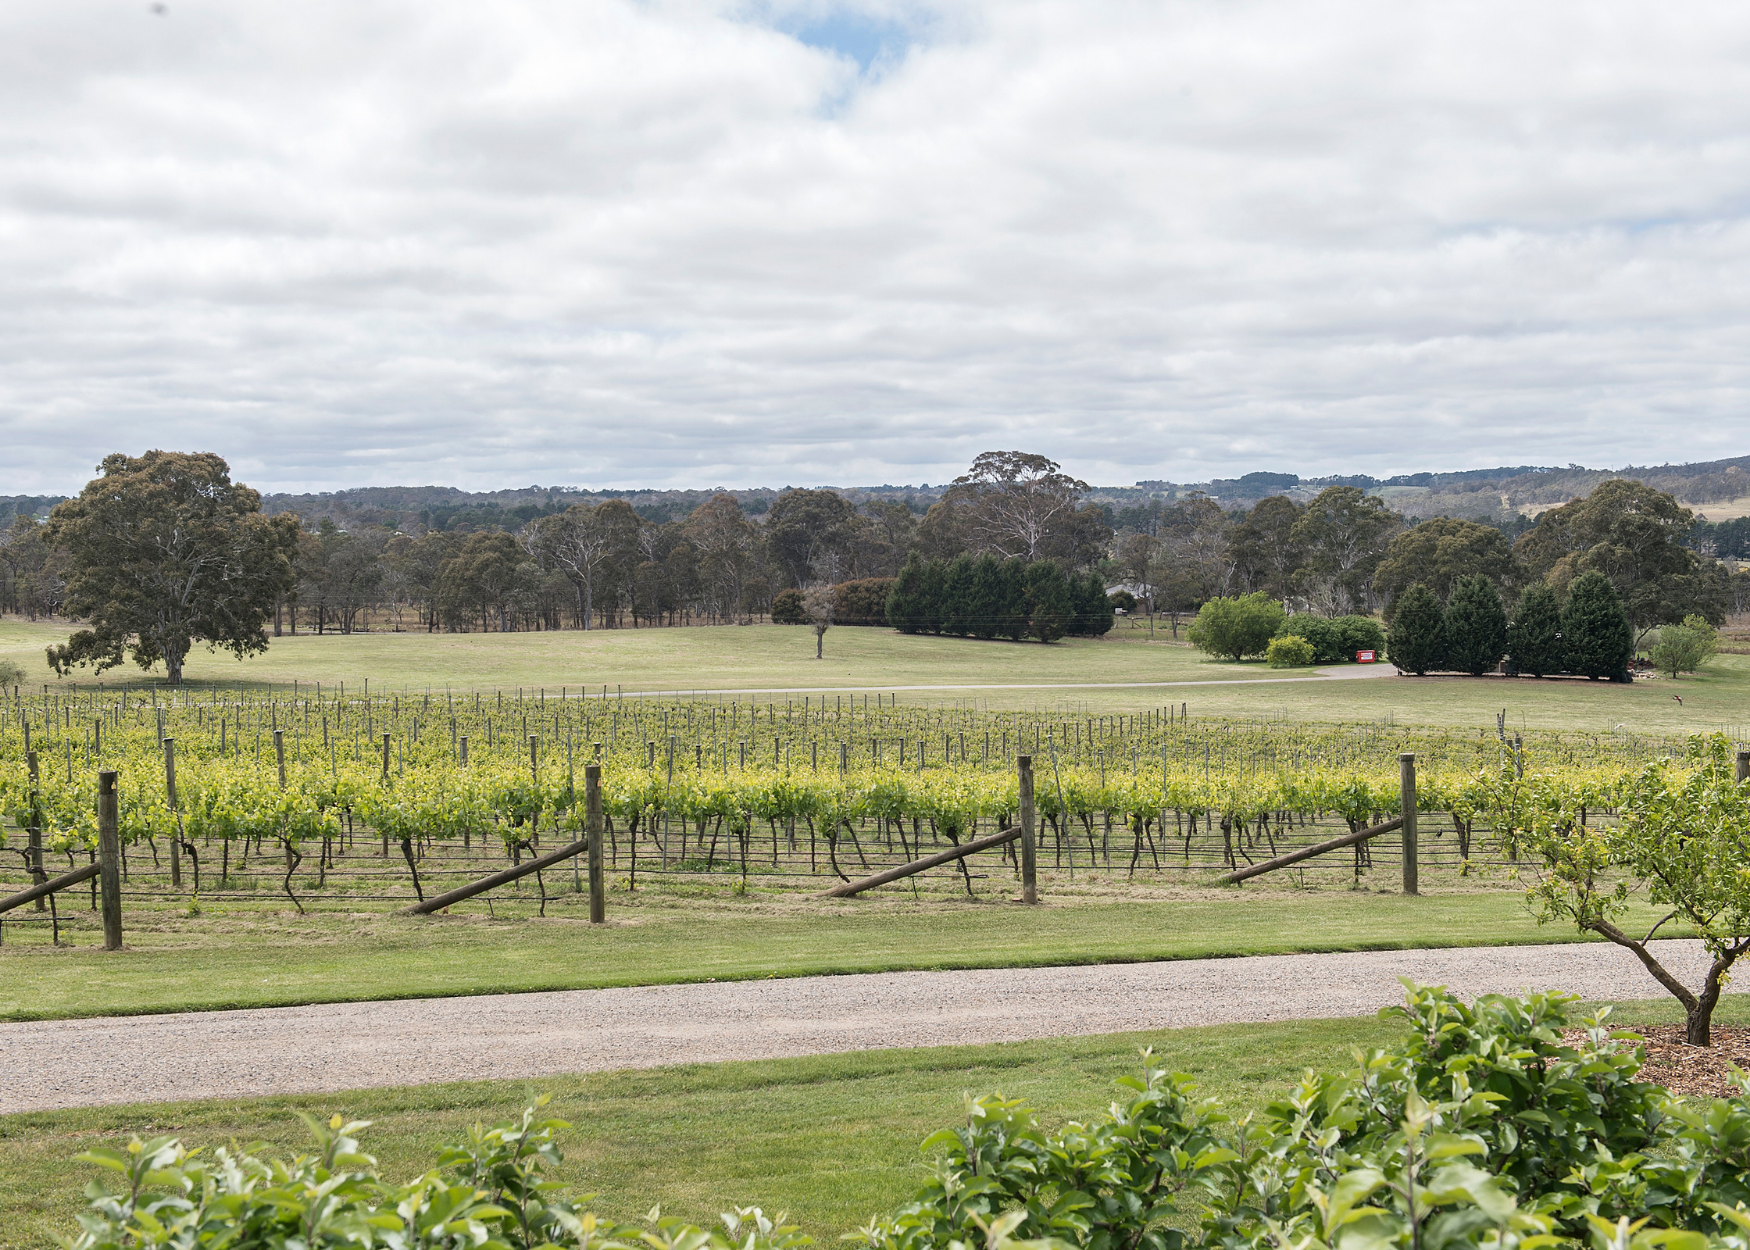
[1522,734,1750,1045]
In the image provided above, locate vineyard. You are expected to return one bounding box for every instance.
[0,682,1710,926]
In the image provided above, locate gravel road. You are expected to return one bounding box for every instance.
[0,939,1725,1113]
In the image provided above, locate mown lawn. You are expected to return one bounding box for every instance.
[5,616,1746,732]
[3,994,1744,1250]
[0,879,1675,1022]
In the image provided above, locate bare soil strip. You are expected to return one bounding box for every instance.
[0,939,1724,1113]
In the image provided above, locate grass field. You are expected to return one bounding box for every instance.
[3,992,1743,1249]
[5,616,1749,732]
[0,881,1678,1022]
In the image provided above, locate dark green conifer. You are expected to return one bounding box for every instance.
[1443,575,1508,676]
[1385,584,1446,675]
[1561,571,1634,679]
[1508,583,1563,677]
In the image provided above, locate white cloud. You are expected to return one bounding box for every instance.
[2,0,1749,494]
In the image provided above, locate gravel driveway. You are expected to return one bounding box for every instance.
[0,939,1728,1113]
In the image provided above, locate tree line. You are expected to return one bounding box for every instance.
[12,448,1749,684]
[1115,477,1745,640]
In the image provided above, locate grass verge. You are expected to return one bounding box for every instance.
[4,994,1745,1249]
[0,882,1665,1023]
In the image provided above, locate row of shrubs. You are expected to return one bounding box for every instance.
[66,985,1750,1250]
[883,555,1114,642]
[1187,592,1386,665]
[773,558,1115,644]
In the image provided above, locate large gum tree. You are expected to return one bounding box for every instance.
[45,451,300,685]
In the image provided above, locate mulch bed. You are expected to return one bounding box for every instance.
[1564,1025,1750,1099]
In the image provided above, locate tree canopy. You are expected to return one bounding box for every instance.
[1186,592,1284,661]
[1517,479,1725,636]
[45,451,299,685]
[1288,486,1400,614]
[1374,516,1517,613]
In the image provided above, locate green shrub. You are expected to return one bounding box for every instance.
[771,588,807,624]
[833,577,897,626]
[866,985,1750,1250]
[1278,613,1344,662]
[1334,613,1386,658]
[1265,634,1316,667]
[0,657,22,687]
[1187,592,1284,661]
[66,1097,813,1250]
[1385,583,1446,675]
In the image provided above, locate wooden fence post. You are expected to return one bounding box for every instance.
[26,750,44,909]
[1738,750,1748,784]
[164,737,182,888]
[585,764,605,923]
[98,770,122,950]
[1400,751,1418,896]
[1018,754,1037,905]
[381,732,391,782]
[460,735,469,766]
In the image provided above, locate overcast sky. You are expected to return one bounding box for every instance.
[5,1,1749,495]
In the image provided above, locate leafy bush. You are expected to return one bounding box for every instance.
[1107,589,1137,615]
[1287,614,1386,664]
[1265,634,1316,667]
[1385,584,1446,675]
[1649,614,1719,678]
[1334,614,1387,659]
[64,988,1750,1250]
[772,588,808,625]
[1187,593,1285,661]
[834,578,897,626]
[1563,570,1634,680]
[68,1098,814,1250]
[0,656,22,687]
[1279,614,1344,663]
[864,985,1750,1250]
[1509,583,1564,677]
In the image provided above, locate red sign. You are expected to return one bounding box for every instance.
[1356,650,1377,663]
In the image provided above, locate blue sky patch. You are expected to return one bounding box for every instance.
[781,9,915,72]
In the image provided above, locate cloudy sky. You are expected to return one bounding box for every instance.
[5,0,1749,494]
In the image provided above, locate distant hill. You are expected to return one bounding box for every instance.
[10,452,1749,534]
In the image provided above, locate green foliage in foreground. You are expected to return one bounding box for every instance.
[62,987,1750,1250]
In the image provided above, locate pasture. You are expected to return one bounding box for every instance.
[3,616,1748,731]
